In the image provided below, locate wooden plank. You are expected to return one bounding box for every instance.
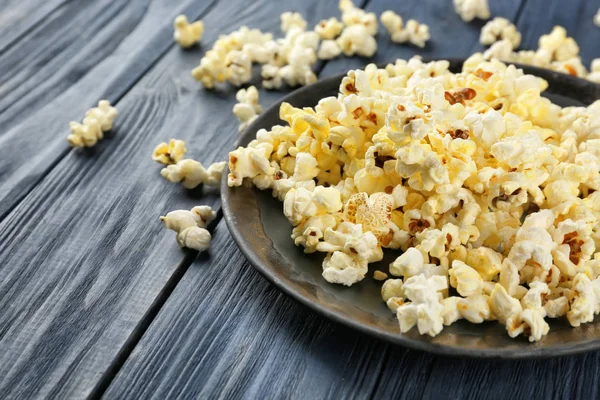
[0,0,67,52]
[0,0,217,218]
[0,0,348,398]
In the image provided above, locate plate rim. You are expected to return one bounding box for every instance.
[221,59,600,359]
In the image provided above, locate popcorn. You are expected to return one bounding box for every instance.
[67,100,117,148]
[596,9,600,27]
[233,86,262,133]
[490,284,522,323]
[480,17,521,48]
[449,260,483,297]
[173,15,204,48]
[337,25,377,57]
[396,274,448,336]
[152,139,187,165]
[453,0,490,22]
[192,26,272,88]
[390,247,424,278]
[588,59,600,83]
[317,40,342,60]
[315,18,343,40]
[160,205,216,251]
[483,39,514,61]
[339,0,378,35]
[382,278,405,312]
[381,14,430,48]
[281,12,307,33]
[162,159,225,189]
[229,56,600,342]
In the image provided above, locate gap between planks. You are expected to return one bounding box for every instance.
[83,0,373,396]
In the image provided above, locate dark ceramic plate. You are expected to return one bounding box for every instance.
[222,59,600,358]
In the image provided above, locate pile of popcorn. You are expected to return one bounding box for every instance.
[190,1,431,91]
[227,56,600,342]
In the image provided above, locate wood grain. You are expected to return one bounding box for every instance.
[0,0,350,398]
[0,0,67,52]
[0,0,217,218]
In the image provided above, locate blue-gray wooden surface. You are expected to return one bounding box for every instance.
[0,0,599,398]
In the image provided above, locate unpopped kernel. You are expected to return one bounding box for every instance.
[228,55,600,342]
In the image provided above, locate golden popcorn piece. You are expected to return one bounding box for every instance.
[152,139,187,165]
[174,15,204,48]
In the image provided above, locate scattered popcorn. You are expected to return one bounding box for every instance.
[315,17,343,40]
[337,24,377,57]
[229,56,600,342]
[67,100,117,148]
[162,159,225,189]
[233,86,262,133]
[381,11,430,48]
[173,15,204,48]
[453,0,490,22]
[160,205,216,251]
[152,139,187,165]
[480,17,521,49]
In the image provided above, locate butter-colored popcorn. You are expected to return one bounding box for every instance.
[160,205,216,251]
[449,260,483,297]
[317,40,342,60]
[453,0,490,22]
[595,9,600,27]
[233,86,262,133]
[315,18,343,40]
[173,15,204,48]
[152,139,187,165]
[67,100,117,147]
[480,17,521,48]
[162,159,225,189]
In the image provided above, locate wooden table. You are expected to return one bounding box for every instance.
[1,0,600,398]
